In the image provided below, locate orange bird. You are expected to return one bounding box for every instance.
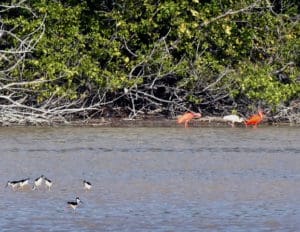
[245,110,264,128]
[177,112,202,128]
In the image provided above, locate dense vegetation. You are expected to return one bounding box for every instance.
[0,0,299,124]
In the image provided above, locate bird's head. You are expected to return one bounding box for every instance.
[76,197,83,204]
[192,112,202,118]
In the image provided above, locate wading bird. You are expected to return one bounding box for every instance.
[44,177,52,191]
[32,175,44,190]
[67,197,83,212]
[245,110,264,128]
[6,180,20,191]
[19,178,30,190]
[177,112,202,128]
[83,180,92,191]
[223,115,244,127]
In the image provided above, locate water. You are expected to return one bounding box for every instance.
[0,126,299,231]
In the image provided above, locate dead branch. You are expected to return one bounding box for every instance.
[200,1,264,27]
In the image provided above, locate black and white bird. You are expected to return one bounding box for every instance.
[6,180,20,191]
[32,175,44,190]
[44,177,53,191]
[83,180,92,190]
[67,197,83,211]
[19,178,30,190]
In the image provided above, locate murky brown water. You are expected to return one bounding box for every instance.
[0,126,299,231]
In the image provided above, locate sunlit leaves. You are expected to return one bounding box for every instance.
[233,63,299,108]
[2,0,299,113]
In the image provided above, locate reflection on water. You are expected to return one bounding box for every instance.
[0,126,299,231]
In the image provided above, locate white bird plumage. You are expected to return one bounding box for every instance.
[44,177,52,191]
[19,178,30,189]
[223,115,244,127]
[83,180,92,191]
[6,180,20,191]
[33,175,44,190]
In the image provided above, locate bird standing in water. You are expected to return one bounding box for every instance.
[32,175,44,190]
[245,110,264,128]
[6,180,20,191]
[67,197,83,212]
[19,178,30,190]
[223,115,244,127]
[83,180,92,191]
[44,177,53,191]
[177,112,202,128]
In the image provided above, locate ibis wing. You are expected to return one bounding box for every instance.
[177,113,192,124]
[245,115,260,125]
[177,116,185,124]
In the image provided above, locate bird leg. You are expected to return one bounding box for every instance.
[185,121,189,128]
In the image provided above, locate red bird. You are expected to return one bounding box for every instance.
[177,112,202,128]
[245,110,264,128]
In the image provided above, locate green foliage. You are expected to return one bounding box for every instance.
[30,1,94,100]
[231,63,300,108]
[1,0,299,116]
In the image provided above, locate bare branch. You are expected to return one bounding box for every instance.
[200,1,264,27]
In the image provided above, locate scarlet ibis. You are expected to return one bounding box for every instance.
[245,110,264,128]
[177,112,202,128]
[223,115,244,127]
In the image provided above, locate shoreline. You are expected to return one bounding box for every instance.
[1,116,298,128]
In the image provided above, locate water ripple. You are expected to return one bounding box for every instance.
[4,146,299,155]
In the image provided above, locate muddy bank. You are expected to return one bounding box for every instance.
[0,115,298,127]
[68,116,297,128]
